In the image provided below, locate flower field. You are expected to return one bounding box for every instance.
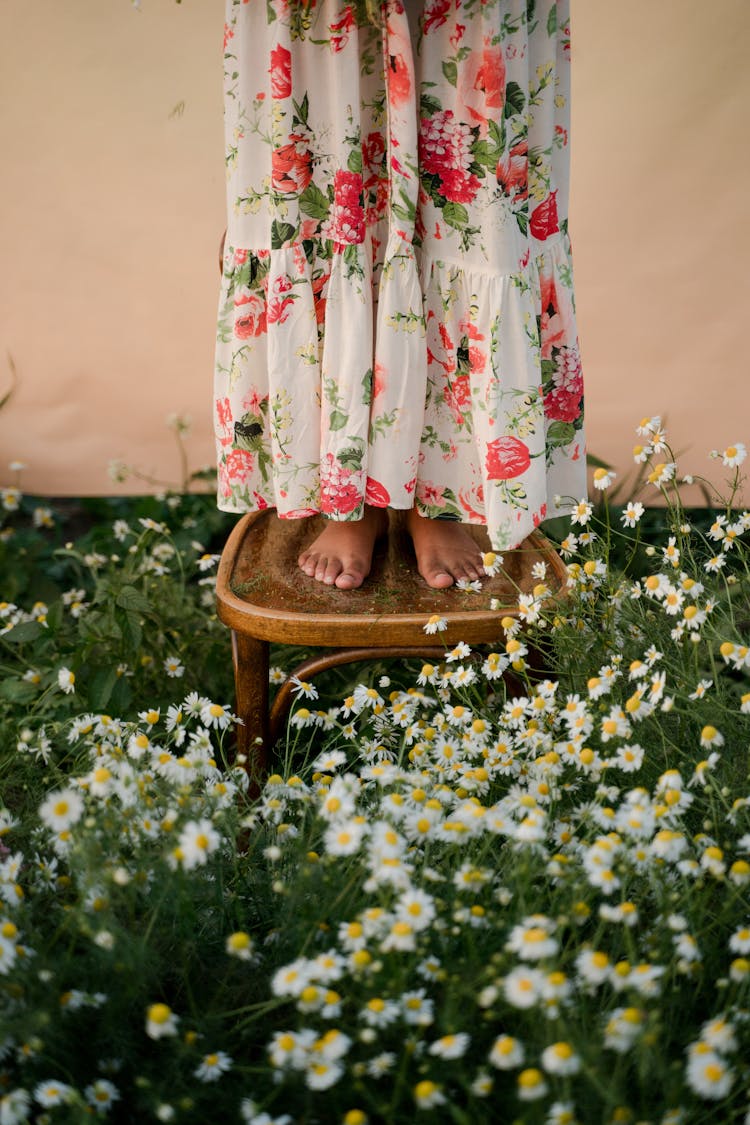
[1,422,749,1124]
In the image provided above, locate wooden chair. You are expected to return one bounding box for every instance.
[215,510,568,779]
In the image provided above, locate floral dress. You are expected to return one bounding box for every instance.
[214,0,585,551]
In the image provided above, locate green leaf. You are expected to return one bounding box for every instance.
[347,147,363,175]
[87,665,119,711]
[118,610,142,653]
[328,410,348,432]
[298,182,330,221]
[547,4,557,35]
[0,678,39,703]
[504,81,526,117]
[442,201,470,230]
[270,220,297,249]
[442,59,458,87]
[2,620,42,645]
[116,586,151,615]
[109,675,132,715]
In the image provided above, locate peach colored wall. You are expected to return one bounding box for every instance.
[1,0,748,502]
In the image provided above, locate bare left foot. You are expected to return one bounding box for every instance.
[406,508,485,589]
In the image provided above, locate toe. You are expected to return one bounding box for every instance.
[299,552,317,576]
[422,563,454,589]
[335,568,364,590]
[321,558,345,586]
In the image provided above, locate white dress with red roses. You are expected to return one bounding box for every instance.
[215,0,585,551]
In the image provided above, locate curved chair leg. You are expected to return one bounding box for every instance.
[268,645,448,744]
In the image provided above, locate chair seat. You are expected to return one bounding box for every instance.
[216,510,568,647]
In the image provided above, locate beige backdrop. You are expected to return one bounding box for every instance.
[1,0,748,503]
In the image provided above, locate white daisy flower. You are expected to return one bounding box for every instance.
[194,1051,233,1083]
[39,788,84,833]
[488,1034,525,1069]
[177,819,221,870]
[541,1041,580,1075]
[32,1081,74,1107]
[145,1003,179,1040]
[57,667,75,694]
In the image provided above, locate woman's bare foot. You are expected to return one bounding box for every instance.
[406,508,485,589]
[298,506,388,590]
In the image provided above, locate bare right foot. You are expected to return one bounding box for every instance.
[406,508,485,589]
[298,506,388,590]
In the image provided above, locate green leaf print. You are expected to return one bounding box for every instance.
[391,187,416,224]
[546,421,576,448]
[473,140,500,169]
[504,81,526,118]
[361,368,373,406]
[347,148,363,175]
[420,92,442,116]
[489,118,506,153]
[338,440,365,470]
[299,182,330,221]
[442,201,470,231]
[442,59,458,87]
[271,221,297,249]
[329,410,348,432]
[292,93,309,127]
[547,4,557,35]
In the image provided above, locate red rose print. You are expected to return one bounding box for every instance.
[416,480,447,508]
[272,138,313,194]
[485,436,531,480]
[329,6,355,52]
[234,292,267,339]
[468,346,486,374]
[372,362,386,400]
[281,508,319,519]
[422,0,451,34]
[530,191,559,240]
[458,44,505,124]
[365,477,390,507]
[388,53,412,107]
[458,483,485,521]
[443,373,471,423]
[270,45,292,100]
[267,295,294,325]
[311,269,330,325]
[252,492,269,510]
[496,140,528,202]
